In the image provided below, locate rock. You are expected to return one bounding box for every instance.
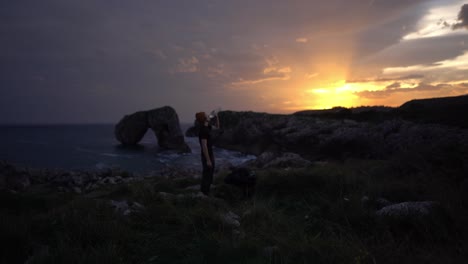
[256,152,277,166]
[132,202,145,210]
[27,168,47,184]
[221,211,241,227]
[114,111,149,146]
[115,106,190,152]
[361,196,392,210]
[375,201,453,239]
[184,184,201,191]
[122,177,136,183]
[375,198,392,208]
[100,177,116,185]
[7,173,31,191]
[158,192,176,200]
[247,152,311,169]
[52,172,71,185]
[84,183,93,191]
[183,109,468,160]
[263,152,312,168]
[110,200,131,216]
[376,201,439,218]
[115,176,123,182]
[71,174,85,186]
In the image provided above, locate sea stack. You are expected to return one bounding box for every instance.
[115,106,190,152]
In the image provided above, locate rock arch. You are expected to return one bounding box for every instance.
[114,106,190,152]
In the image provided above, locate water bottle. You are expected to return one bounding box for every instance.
[208,107,222,120]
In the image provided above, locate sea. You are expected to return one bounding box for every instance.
[0,124,255,173]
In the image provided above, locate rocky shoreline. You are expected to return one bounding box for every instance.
[0,154,451,222]
[186,109,468,163]
[0,148,315,195]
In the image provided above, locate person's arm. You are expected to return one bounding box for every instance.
[201,139,212,167]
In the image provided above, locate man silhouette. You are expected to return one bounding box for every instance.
[195,111,220,195]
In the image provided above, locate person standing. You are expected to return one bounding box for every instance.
[195,111,220,196]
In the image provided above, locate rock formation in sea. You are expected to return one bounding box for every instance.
[115,106,190,152]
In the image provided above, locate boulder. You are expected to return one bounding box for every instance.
[115,106,190,152]
[375,201,452,240]
[221,211,241,227]
[263,152,312,168]
[376,201,439,218]
[256,151,277,164]
[109,200,145,216]
[110,200,132,216]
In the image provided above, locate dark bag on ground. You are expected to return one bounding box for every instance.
[224,167,256,197]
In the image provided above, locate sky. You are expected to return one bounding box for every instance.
[0,0,467,124]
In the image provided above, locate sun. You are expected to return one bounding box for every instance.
[305,81,359,110]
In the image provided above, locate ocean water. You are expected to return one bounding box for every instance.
[0,124,255,173]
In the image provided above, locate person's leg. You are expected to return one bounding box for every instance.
[200,156,212,195]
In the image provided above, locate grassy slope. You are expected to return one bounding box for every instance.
[2,157,467,264]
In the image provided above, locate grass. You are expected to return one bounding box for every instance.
[1,157,468,264]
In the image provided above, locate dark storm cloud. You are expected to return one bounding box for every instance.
[452,4,468,30]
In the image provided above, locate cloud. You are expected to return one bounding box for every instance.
[382,51,468,77]
[230,55,292,86]
[173,56,199,73]
[295,37,308,43]
[0,0,466,123]
[147,49,167,60]
[347,74,424,83]
[386,82,401,89]
[355,82,468,99]
[452,4,468,30]
[306,72,319,79]
[230,66,291,86]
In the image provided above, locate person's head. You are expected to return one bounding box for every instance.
[195,112,208,125]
